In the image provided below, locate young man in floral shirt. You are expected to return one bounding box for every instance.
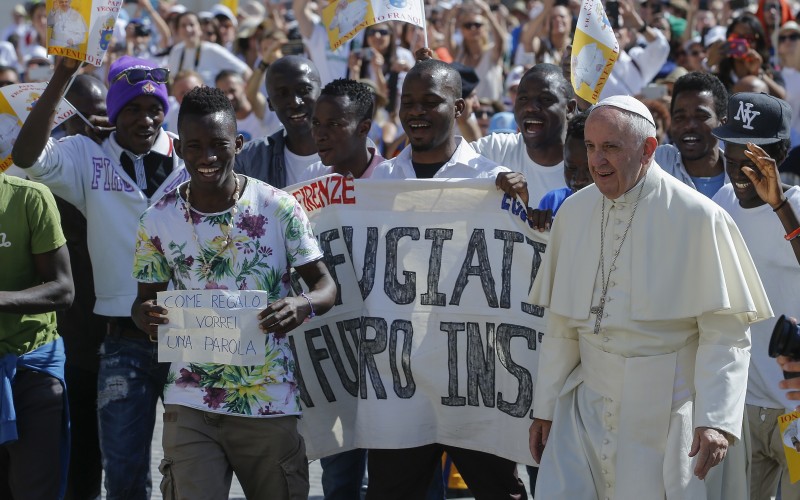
[131,86,336,499]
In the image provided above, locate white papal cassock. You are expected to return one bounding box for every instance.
[530,163,772,500]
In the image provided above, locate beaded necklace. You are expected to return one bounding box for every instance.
[182,174,241,277]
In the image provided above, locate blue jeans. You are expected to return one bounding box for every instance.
[97,335,169,500]
[321,448,367,500]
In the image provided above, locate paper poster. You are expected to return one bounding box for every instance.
[780,409,800,483]
[323,0,425,50]
[157,290,272,366]
[46,0,122,66]
[571,0,619,104]
[0,83,76,173]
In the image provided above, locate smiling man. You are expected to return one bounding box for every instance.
[368,56,528,500]
[12,56,188,499]
[710,92,800,500]
[131,86,336,499]
[655,72,730,198]
[234,55,321,189]
[530,95,770,499]
[471,63,576,207]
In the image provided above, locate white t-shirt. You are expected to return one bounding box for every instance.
[236,112,267,143]
[283,146,321,187]
[305,22,355,86]
[471,132,566,206]
[167,41,250,87]
[713,185,800,410]
[781,67,800,148]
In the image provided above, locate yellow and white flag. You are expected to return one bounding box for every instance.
[0,83,76,173]
[46,0,122,67]
[323,0,425,51]
[571,0,619,104]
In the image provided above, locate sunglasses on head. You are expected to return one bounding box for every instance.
[113,67,169,85]
[779,33,800,42]
[462,22,484,30]
[368,28,391,36]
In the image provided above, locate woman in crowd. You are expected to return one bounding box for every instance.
[706,13,786,98]
[348,21,414,116]
[444,0,506,100]
[515,0,571,67]
[166,10,251,86]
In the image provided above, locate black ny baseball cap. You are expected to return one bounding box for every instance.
[712,92,792,145]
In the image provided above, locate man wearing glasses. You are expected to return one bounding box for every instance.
[12,55,188,499]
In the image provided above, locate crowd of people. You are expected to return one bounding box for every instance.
[4,0,800,499]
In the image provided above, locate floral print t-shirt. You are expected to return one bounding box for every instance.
[133,176,323,417]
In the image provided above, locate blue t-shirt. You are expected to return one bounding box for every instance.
[690,172,726,199]
[538,186,573,216]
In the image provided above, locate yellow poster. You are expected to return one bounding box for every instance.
[0,83,76,173]
[46,0,122,67]
[323,0,424,51]
[571,0,619,104]
[779,409,800,483]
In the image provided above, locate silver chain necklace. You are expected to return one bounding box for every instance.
[591,174,647,334]
[182,174,241,278]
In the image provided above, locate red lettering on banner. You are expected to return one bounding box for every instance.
[292,176,357,213]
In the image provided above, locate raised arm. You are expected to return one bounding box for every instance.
[292,0,316,40]
[12,57,81,168]
[744,142,800,265]
[139,0,172,50]
[475,0,507,63]
[518,1,551,62]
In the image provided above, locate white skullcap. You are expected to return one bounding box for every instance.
[592,95,656,128]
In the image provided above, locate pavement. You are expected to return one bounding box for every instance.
[143,401,533,500]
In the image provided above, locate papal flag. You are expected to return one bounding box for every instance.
[571,0,620,104]
[0,83,76,172]
[323,0,426,51]
[46,0,122,67]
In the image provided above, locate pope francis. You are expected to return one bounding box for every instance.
[528,95,772,499]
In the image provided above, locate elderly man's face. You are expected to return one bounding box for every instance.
[585,107,654,199]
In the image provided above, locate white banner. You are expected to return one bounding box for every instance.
[285,177,548,466]
[322,0,425,50]
[157,290,271,366]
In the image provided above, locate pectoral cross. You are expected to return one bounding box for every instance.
[590,297,605,335]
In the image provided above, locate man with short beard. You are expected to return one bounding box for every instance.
[656,72,729,198]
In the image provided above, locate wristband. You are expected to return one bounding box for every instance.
[785,226,800,241]
[258,60,269,72]
[300,292,315,318]
[773,197,788,212]
[638,24,647,33]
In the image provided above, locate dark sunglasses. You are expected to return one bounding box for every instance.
[689,50,704,56]
[475,110,494,119]
[368,28,391,36]
[0,80,16,87]
[112,67,169,85]
[779,33,800,43]
[462,22,484,30]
